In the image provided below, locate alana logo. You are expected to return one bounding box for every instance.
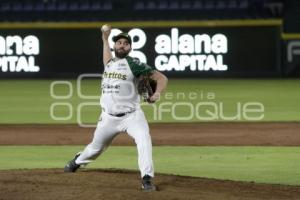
[0,35,40,72]
[155,28,228,71]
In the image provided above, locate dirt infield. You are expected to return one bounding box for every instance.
[1,122,300,200]
[0,122,300,146]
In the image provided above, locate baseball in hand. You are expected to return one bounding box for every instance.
[101,24,111,32]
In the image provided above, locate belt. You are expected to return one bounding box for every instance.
[107,110,135,117]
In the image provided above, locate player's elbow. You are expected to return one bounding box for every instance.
[152,70,168,82]
[162,73,168,83]
[158,72,168,85]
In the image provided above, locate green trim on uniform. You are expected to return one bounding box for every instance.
[126,56,154,77]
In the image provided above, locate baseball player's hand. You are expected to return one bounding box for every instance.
[149,92,160,103]
[101,24,111,41]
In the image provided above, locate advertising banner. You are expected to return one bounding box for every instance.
[0,24,281,78]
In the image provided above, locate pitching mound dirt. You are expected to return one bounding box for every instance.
[1,169,300,200]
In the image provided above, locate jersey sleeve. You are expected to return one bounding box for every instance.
[126,56,154,77]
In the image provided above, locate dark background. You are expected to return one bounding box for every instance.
[0,25,282,78]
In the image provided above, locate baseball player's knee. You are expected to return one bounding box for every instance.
[132,133,150,143]
[136,138,152,149]
[141,132,152,142]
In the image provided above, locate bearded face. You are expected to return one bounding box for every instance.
[114,38,131,58]
[114,46,130,58]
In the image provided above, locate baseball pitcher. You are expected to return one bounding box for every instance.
[64,24,168,192]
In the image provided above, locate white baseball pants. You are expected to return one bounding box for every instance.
[75,109,154,178]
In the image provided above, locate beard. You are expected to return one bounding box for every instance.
[114,48,130,58]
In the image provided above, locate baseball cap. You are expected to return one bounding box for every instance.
[112,32,132,45]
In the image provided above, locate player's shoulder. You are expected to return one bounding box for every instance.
[125,56,141,63]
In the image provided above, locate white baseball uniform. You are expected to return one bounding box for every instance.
[75,56,155,178]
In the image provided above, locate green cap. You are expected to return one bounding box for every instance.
[112,32,132,45]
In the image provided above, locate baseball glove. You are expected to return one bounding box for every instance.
[137,74,157,103]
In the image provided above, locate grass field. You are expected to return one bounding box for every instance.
[0,79,300,123]
[0,79,299,187]
[0,146,300,186]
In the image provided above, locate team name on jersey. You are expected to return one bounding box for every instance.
[103,71,127,80]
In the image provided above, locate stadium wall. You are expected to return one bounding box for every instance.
[0,19,298,78]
